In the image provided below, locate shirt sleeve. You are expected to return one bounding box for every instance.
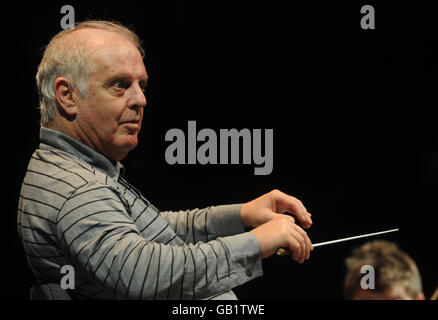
[159,204,246,243]
[55,181,262,300]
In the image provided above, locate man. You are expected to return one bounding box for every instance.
[343,240,425,300]
[18,20,313,300]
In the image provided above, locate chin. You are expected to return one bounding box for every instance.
[114,136,139,158]
[123,137,139,151]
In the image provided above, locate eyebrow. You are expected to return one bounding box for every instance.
[105,73,149,88]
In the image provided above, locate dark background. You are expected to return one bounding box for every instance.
[2,0,437,300]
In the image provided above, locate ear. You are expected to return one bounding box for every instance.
[54,77,78,119]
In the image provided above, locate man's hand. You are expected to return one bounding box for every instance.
[241,189,313,229]
[241,189,313,263]
[250,215,313,263]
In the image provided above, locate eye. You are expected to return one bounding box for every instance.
[139,80,148,94]
[112,79,130,90]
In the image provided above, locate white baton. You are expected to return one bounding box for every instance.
[276,228,399,256]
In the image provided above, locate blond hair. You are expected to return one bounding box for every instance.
[35,20,145,127]
[344,240,423,299]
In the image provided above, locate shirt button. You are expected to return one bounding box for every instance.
[246,268,252,277]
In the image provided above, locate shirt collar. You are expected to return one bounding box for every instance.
[39,127,125,179]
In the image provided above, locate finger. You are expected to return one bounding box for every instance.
[287,199,312,227]
[286,215,295,224]
[302,212,313,229]
[304,233,311,259]
[275,192,312,227]
[287,237,302,263]
[289,227,305,262]
[285,216,307,263]
[297,229,308,263]
[289,229,306,264]
[305,234,312,259]
[294,224,312,259]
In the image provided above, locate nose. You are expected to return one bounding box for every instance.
[128,82,147,110]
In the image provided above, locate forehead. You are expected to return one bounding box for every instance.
[384,284,413,299]
[353,284,412,300]
[74,29,147,80]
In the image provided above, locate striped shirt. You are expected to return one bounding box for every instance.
[17,128,262,299]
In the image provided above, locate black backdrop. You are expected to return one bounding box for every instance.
[2,0,437,300]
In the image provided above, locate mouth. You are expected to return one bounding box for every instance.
[120,119,141,131]
[120,118,140,124]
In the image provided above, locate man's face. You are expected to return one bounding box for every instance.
[73,30,148,161]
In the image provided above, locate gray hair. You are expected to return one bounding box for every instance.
[35,20,145,127]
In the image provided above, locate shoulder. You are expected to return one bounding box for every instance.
[24,147,102,201]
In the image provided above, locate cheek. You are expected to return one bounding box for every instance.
[80,85,130,135]
[88,97,126,129]
[106,107,125,127]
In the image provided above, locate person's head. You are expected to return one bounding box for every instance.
[36,20,148,161]
[344,240,425,300]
